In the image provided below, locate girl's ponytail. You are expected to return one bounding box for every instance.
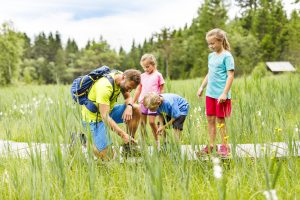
[206,28,230,51]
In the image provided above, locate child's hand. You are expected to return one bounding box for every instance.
[157,126,165,135]
[217,93,227,103]
[197,87,204,98]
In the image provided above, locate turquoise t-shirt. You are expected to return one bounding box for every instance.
[206,51,235,99]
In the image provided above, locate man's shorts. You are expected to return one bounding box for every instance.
[161,115,187,131]
[140,102,157,116]
[206,96,231,118]
[82,104,126,152]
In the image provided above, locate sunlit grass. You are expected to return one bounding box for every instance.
[0,73,299,199]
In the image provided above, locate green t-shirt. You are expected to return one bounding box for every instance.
[81,72,121,122]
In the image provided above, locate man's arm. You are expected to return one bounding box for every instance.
[121,90,134,122]
[98,103,131,143]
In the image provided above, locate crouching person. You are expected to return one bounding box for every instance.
[143,92,189,141]
[82,69,141,161]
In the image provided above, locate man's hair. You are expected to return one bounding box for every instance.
[123,69,141,85]
[143,92,161,111]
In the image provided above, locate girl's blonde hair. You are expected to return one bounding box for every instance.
[143,92,161,110]
[140,53,157,68]
[206,28,230,51]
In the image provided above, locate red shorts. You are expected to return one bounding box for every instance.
[206,96,231,118]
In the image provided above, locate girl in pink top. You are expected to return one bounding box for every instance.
[133,54,165,147]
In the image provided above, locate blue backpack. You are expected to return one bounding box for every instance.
[70,66,115,113]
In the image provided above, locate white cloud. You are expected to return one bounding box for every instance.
[0,0,202,51]
[0,0,298,51]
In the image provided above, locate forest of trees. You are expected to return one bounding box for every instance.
[0,0,299,85]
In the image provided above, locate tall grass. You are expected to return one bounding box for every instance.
[0,74,299,199]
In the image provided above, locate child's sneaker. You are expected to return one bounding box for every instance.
[217,145,230,157]
[197,145,217,156]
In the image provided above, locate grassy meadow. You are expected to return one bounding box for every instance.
[0,73,299,199]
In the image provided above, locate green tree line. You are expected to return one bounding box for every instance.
[0,0,299,85]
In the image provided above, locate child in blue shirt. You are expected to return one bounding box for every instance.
[143,92,189,141]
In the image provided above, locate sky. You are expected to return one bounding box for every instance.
[0,0,298,52]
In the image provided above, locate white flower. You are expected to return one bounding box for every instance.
[214,171,222,179]
[213,164,223,179]
[257,111,261,116]
[47,98,54,104]
[20,109,25,115]
[213,165,222,173]
[193,107,197,113]
[197,106,201,112]
[295,127,299,133]
[0,112,2,116]
[211,157,220,165]
[2,170,9,184]
[263,189,278,200]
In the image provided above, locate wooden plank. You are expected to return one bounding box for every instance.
[0,140,299,160]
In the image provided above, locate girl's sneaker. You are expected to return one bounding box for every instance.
[217,145,230,157]
[197,145,217,156]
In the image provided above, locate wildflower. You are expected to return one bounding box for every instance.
[211,156,223,179]
[257,111,261,116]
[263,189,278,200]
[193,107,197,114]
[0,112,2,116]
[211,157,220,165]
[47,98,54,104]
[295,127,299,133]
[213,165,222,179]
[275,128,282,133]
[2,170,9,184]
[20,109,25,115]
[214,170,222,179]
[217,123,225,129]
[197,106,201,112]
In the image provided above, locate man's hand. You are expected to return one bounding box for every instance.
[122,104,133,122]
[122,133,137,144]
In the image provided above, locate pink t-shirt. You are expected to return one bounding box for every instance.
[139,70,165,102]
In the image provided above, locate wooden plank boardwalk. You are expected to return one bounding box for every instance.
[0,140,299,160]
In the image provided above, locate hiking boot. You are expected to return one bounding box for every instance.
[217,145,230,157]
[197,145,217,156]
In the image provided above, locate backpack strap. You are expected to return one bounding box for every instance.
[85,72,117,113]
[103,74,115,101]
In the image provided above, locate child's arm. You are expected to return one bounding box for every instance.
[159,84,164,94]
[157,117,175,135]
[132,84,142,104]
[197,74,208,97]
[218,70,234,103]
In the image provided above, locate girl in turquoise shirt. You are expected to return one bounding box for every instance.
[197,28,235,157]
